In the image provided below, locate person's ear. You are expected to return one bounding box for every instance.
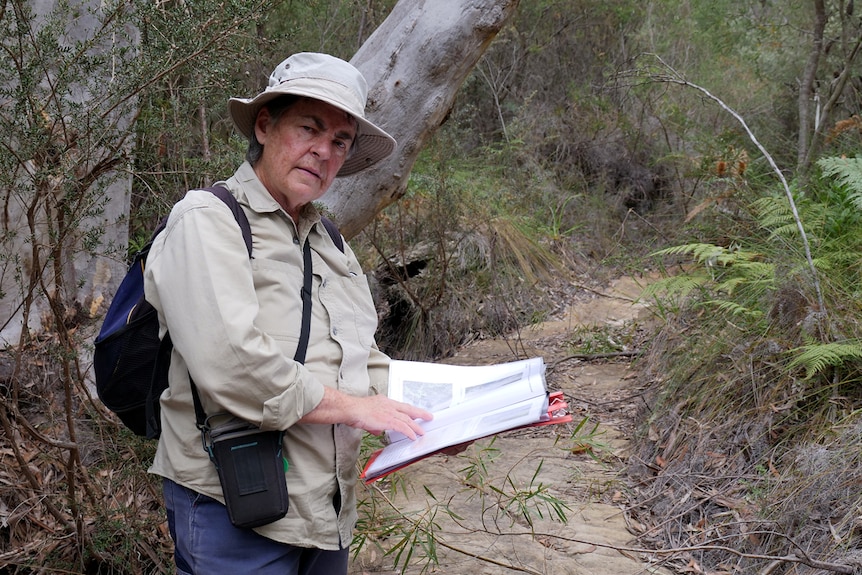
[254,107,271,145]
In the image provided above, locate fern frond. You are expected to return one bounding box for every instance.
[737,260,774,277]
[787,340,862,379]
[639,273,710,300]
[768,223,802,240]
[818,157,862,194]
[751,195,794,230]
[700,299,764,319]
[750,193,828,245]
[715,275,773,296]
[818,156,862,211]
[652,243,727,262]
[723,248,763,263]
[810,257,835,272]
[652,243,761,267]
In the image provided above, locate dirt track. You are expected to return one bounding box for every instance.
[351,277,674,575]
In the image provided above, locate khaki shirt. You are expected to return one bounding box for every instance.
[144,161,388,549]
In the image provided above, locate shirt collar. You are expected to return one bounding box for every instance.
[228,161,323,235]
[232,161,281,215]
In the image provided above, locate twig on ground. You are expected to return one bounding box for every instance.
[571,282,639,303]
[549,350,639,371]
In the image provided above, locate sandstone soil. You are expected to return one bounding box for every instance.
[351,276,674,575]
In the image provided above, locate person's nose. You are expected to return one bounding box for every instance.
[310,136,332,160]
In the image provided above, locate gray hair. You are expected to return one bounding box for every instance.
[245,95,298,166]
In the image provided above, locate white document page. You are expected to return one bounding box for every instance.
[364,357,548,479]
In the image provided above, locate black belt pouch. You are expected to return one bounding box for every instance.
[208,422,289,529]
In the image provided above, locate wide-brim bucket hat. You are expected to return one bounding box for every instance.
[229,52,396,176]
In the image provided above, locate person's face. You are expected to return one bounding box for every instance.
[253,97,356,219]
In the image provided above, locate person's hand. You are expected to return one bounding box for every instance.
[299,387,433,440]
[345,394,433,440]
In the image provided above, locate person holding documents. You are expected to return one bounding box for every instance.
[144,53,432,575]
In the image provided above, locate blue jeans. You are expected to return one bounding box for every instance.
[163,478,348,575]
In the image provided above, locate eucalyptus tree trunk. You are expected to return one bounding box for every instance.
[322,0,521,239]
[797,0,862,175]
[797,0,826,171]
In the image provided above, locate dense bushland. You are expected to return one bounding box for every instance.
[629,157,862,573]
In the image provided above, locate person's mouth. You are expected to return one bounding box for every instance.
[298,165,322,179]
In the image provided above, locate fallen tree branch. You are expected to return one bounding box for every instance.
[549,350,639,371]
[433,538,544,575]
[570,282,639,303]
[434,514,857,575]
[367,481,546,575]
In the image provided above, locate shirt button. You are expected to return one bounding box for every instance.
[293,237,300,244]
[332,327,338,337]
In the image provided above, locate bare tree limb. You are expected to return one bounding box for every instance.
[801,32,862,173]
[643,55,826,317]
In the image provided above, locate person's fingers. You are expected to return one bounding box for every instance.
[357,396,433,438]
[404,404,433,422]
[403,415,427,440]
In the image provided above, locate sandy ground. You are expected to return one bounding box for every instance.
[350,277,674,575]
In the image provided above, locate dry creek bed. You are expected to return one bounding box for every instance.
[351,276,674,575]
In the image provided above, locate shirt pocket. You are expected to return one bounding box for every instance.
[330,274,378,348]
[251,257,304,339]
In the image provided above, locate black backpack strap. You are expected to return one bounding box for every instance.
[146,332,208,436]
[294,239,313,365]
[146,329,173,438]
[190,375,208,430]
[205,185,253,257]
[292,218,343,364]
[320,216,344,253]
